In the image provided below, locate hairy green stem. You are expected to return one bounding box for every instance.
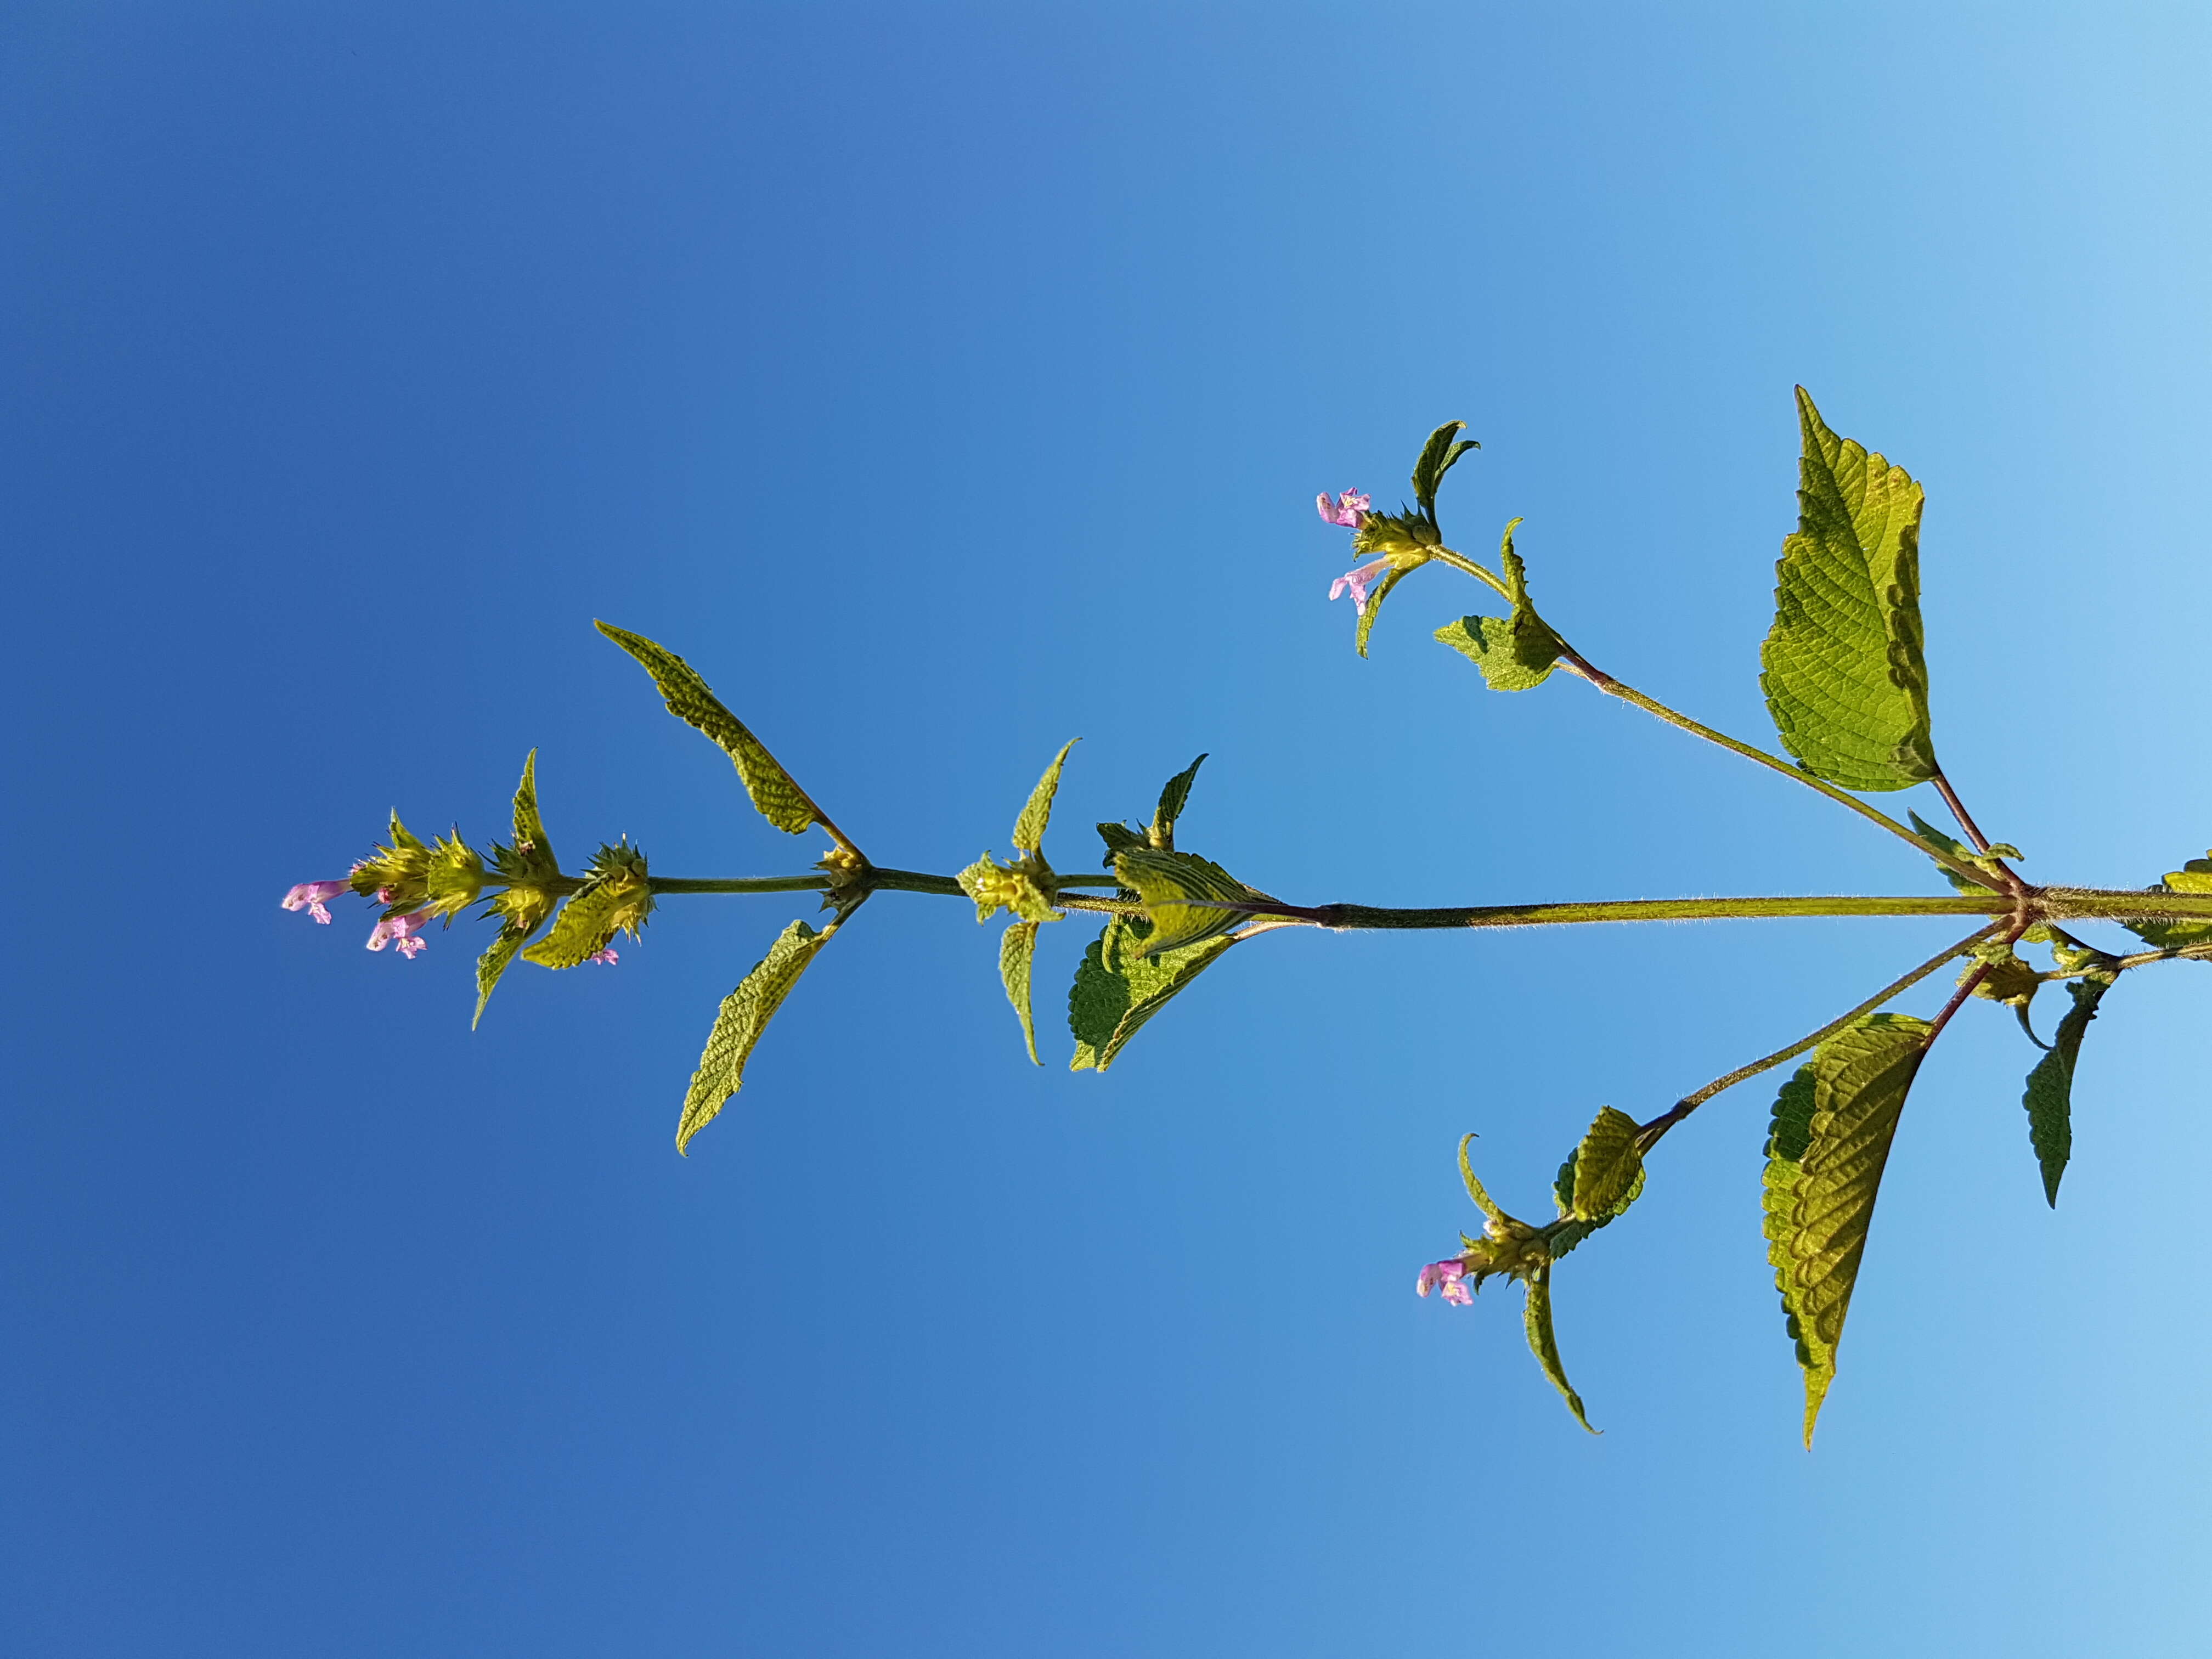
[1425,543,2003,893]
[1635,922,2004,1150]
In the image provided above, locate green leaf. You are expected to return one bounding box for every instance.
[677,919,831,1155]
[1095,822,1147,866]
[522,843,652,968]
[511,749,552,865]
[1013,740,1077,853]
[1458,1132,1508,1226]
[1067,914,1237,1072]
[1566,1106,1646,1222]
[1000,921,1042,1065]
[1433,519,1562,691]
[1113,848,1273,955]
[1906,811,1995,895]
[1759,389,1938,792]
[1763,1012,1932,1445]
[2022,972,2115,1207]
[1150,754,1208,849]
[471,927,531,1030]
[2120,853,2212,953]
[1411,420,1479,517]
[595,621,817,834]
[1522,1266,1598,1434]
[1353,566,1409,658]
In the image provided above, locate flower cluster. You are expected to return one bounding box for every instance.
[1316,489,1395,617]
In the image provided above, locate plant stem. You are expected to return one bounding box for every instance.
[1424,543,2002,893]
[1634,922,2003,1150]
[1931,770,2025,891]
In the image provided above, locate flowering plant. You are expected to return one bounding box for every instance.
[285,393,2212,1441]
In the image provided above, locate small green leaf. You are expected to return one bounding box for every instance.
[595,621,817,834]
[676,919,832,1155]
[1906,811,1996,896]
[1567,1106,1646,1222]
[1458,1132,1509,1226]
[1522,1266,1597,1434]
[1067,915,1237,1072]
[1113,848,1273,955]
[1095,822,1147,866]
[1150,754,1208,849]
[511,749,552,865]
[523,843,653,968]
[2022,972,2115,1207]
[1000,920,1042,1065]
[1353,566,1409,658]
[1763,1012,1932,1446]
[1433,519,1562,691]
[1759,389,1938,793]
[1013,740,1078,853]
[1411,420,1479,517]
[471,926,531,1030]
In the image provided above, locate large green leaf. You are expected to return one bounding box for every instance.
[1113,848,1272,955]
[1759,389,1938,792]
[677,919,831,1154]
[2022,972,2115,1207]
[595,621,817,834]
[1522,1266,1598,1434]
[1763,1012,1932,1445]
[1067,914,1237,1072]
[1013,740,1077,853]
[1434,519,1563,691]
[1000,920,1042,1065]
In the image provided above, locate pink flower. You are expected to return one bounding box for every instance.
[1417,1259,1472,1305]
[585,947,619,966]
[1329,557,1392,616]
[366,909,433,958]
[1316,488,1371,528]
[281,879,350,926]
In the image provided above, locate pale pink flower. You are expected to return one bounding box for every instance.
[586,947,620,966]
[1316,488,1371,528]
[1329,556,1392,616]
[366,909,433,957]
[281,879,349,926]
[1417,1259,1472,1304]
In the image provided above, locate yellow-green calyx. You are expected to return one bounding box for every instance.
[1352,508,1442,572]
[422,832,488,921]
[1457,1216,1551,1291]
[958,851,1059,924]
[350,812,433,913]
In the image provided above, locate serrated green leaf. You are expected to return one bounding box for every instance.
[1000,921,1042,1065]
[1522,1266,1598,1433]
[2022,972,2115,1207]
[1013,740,1077,853]
[1759,389,1938,793]
[1411,420,1479,517]
[1114,848,1272,955]
[512,749,552,865]
[595,621,817,834]
[2120,854,2212,953]
[1067,914,1237,1071]
[1433,519,1562,691]
[522,843,652,968]
[1095,822,1147,866]
[1763,1012,1932,1445]
[471,927,529,1030]
[1150,754,1207,849]
[1353,565,1409,658]
[676,919,831,1154]
[1567,1106,1646,1222]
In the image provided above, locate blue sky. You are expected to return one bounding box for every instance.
[7,4,2212,1654]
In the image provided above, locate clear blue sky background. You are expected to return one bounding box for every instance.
[7,5,2212,1654]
